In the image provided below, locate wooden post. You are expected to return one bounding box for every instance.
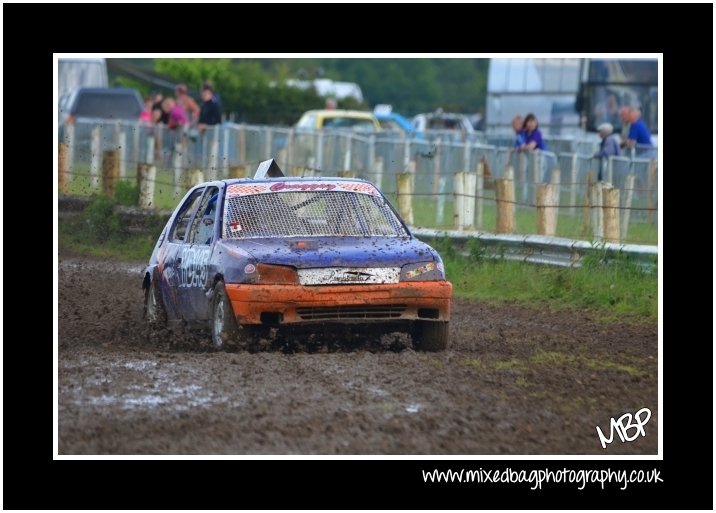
[621,174,636,241]
[221,125,229,179]
[536,184,557,236]
[229,165,245,179]
[90,125,101,189]
[590,181,604,242]
[64,123,75,177]
[137,164,156,208]
[436,175,448,226]
[397,173,414,225]
[101,149,120,197]
[207,133,219,182]
[581,171,592,237]
[475,160,484,230]
[453,172,465,230]
[431,138,442,195]
[173,141,183,197]
[549,167,561,234]
[315,132,324,172]
[495,166,515,234]
[602,183,620,243]
[403,137,411,172]
[343,134,352,172]
[116,128,127,179]
[238,124,246,165]
[569,153,578,215]
[647,159,657,224]
[59,143,68,194]
[373,156,384,190]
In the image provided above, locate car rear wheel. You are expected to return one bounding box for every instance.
[145,278,167,329]
[412,321,449,351]
[212,281,243,350]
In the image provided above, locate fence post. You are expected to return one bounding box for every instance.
[495,165,515,234]
[286,128,295,175]
[207,131,219,181]
[431,138,442,195]
[436,175,448,226]
[453,172,464,230]
[173,141,184,197]
[536,184,557,236]
[589,180,604,242]
[602,183,620,243]
[138,136,156,208]
[90,125,101,189]
[64,123,75,177]
[373,156,384,190]
[343,134,352,172]
[221,125,229,179]
[368,134,376,182]
[315,132,324,172]
[59,143,68,194]
[101,149,120,197]
[403,137,411,173]
[238,123,246,165]
[647,159,657,224]
[475,159,484,230]
[620,174,635,242]
[116,126,127,179]
[463,140,471,175]
[397,172,414,225]
[569,153,578,215]
[606,156,614,184]
[532,150,542,204]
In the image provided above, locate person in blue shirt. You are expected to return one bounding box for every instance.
[624,108,652,147]
[520,113,546,151]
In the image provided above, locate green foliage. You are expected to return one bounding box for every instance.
[114,180,139,206]
[83,195,125,242]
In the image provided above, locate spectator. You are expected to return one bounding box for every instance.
[198,84,222,132]
[618,106,632,148]
[520,113,546,151]
[624,107,652,148]
[162,98,188,130]
[151,91,169,124]
[175,84,200,127]
[593,123,621,158]
[139,95,153,123]
[511,115,525,148]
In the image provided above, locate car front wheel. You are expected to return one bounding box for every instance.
[145,278,167,329]
[212,281,242,350]
[412,320,449,351]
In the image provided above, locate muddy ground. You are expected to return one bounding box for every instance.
[58,256,658,455]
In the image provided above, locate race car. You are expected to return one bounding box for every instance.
[143,159,452,350]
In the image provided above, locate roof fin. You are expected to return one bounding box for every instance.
[254,158,285,179]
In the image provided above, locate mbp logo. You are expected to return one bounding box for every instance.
[596,408,651,449]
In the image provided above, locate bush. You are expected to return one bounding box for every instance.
[83,195,126,242]
[114,180,139,206]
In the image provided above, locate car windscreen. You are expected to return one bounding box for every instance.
[223,191,407,239]
[321,117,376,131]
[72,92,141,119]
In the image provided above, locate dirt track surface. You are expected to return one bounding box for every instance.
[58,256,658,455]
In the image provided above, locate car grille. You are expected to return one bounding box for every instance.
[296,305,407,320]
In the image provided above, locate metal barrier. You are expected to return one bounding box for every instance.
[58,119,659,245]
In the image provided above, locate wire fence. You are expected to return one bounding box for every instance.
[58,119,658,245]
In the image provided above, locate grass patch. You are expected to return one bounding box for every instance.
[59,194,164,261]
[432,237,657,318]
[463,358,485,370]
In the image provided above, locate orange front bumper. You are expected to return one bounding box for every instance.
[225,281,452,325]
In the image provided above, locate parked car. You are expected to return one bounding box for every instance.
[59,87,143,137]
[143,161,452,351]
[295,109,381,132]
[412,110,475,137]
[374,111,415,134]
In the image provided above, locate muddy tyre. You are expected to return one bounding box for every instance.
[212,281,242,350]
[412,321,449,351]
[145,278,167,329]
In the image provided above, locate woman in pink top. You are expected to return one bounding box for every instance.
[161,98,188,130]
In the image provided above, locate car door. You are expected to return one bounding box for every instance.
[175,186,220,321]
[161,187,205,319]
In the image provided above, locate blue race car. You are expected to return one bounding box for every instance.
[143,160,452,350]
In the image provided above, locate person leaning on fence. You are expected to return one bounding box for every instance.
[198,84,222,133]
[175,84,200,128]
[511,115,526,149]
[593,122,621,181]
[519,113,546,151]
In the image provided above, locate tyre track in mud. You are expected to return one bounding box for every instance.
[58,256,658,455]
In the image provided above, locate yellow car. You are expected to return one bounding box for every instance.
[295,109,381,132]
